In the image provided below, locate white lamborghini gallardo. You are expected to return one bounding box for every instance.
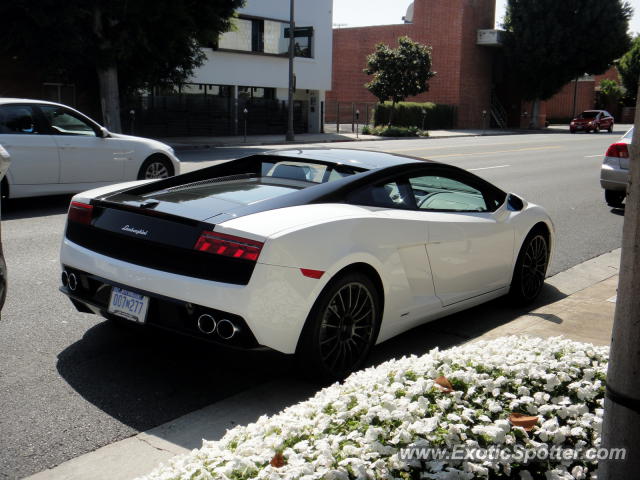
[60,149,554,380]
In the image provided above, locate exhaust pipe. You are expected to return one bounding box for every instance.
[68,273,78,291]
[61,270,69,287]
[197,314,217,335]
[217,319,239,340]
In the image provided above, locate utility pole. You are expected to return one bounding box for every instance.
[286,0,295,142]
[599,84,640,478]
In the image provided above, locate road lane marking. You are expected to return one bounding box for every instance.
[468,165,511,171]
[584,154,603,158]
[424,145,563,159]
[393,141,564,153]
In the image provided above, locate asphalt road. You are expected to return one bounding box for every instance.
[0,128,626,478]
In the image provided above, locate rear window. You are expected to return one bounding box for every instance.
[261,160,360,183]
[149,179,299,206]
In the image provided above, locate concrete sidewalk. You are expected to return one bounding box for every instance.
[27,249,621,480]
[159,128,525,151]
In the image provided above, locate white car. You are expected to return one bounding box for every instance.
[600,127,632,208]
[60,149,554,380]
[0,98,180,199]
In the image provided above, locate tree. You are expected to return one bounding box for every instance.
[597,79,624,111]
[0,0,244,132]
[599,84,640,479]
[503,0,632,128]
[618,36,640,103]
[364,36,436,125]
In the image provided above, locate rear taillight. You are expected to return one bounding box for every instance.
[605,143,629,158]
[68,201,94,224]
[194,231,263,262]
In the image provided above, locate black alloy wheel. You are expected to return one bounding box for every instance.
[298,273,380,382]
[509,231,549,305]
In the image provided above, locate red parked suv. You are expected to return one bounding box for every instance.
[570,110,614,133]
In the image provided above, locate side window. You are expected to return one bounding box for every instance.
[0,105,40,134]
[409,174,489,212]
[349,181,412,209]
[39,106,97,136]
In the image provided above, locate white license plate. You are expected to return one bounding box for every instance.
[108,287,149,323]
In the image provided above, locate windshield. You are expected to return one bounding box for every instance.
[261,159,361,183]
[578,111,598,119]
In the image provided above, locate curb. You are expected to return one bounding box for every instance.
[166,129,538,152]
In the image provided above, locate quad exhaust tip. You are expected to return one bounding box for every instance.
[197,314,217,335]
[217,319,239,340]
[68,272,78,291]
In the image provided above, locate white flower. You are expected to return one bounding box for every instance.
[137,337,610,480]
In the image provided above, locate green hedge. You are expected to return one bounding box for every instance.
[362,125,428,137]
[374,102,457,129]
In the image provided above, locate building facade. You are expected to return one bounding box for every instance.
[327,0,497,129]
[133,0,333,137]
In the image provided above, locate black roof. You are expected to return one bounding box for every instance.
[268,148,425,170]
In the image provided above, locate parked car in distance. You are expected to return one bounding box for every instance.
[0,98,180,199]
[570,110,614,133]
[60,148,554,380]
[0,143,10,312]
[600,127,632,208]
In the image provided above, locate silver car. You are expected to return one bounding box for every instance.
[600,127,632,208]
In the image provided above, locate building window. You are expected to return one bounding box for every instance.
[294,33,312,58]
[239,86,276,99]
[152,83,232,97]
[218,16,313,58]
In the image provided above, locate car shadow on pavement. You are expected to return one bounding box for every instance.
[610,207,625,216]
[2,194,72,220]
[56,318,304,432]
[56,282,566,445]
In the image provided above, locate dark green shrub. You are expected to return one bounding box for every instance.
[374,102,457,129]
[368,125,428,137]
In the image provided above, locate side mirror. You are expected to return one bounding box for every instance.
[98,127,110,138]
[507,193,524,212]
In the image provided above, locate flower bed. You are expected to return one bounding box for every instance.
[140,337,608,480]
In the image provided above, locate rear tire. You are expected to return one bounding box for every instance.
[509,230,549,305]
[605,190,625,208]
[137,154,174,180]
[297,272,381,382]
[1,177,8,200]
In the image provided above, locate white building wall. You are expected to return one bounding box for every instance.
[190,0,333,92]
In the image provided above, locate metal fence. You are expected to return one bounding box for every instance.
[324,101,377,133]
[123,95,308,137]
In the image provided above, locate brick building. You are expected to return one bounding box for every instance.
[327,0,625,129]
[327,0,497,128]
[544,67,622,123]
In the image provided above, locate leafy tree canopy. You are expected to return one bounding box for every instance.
[503,0,632,101]
[619,36,640,102]
[364,36,436,106]
[0,0,244,96]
